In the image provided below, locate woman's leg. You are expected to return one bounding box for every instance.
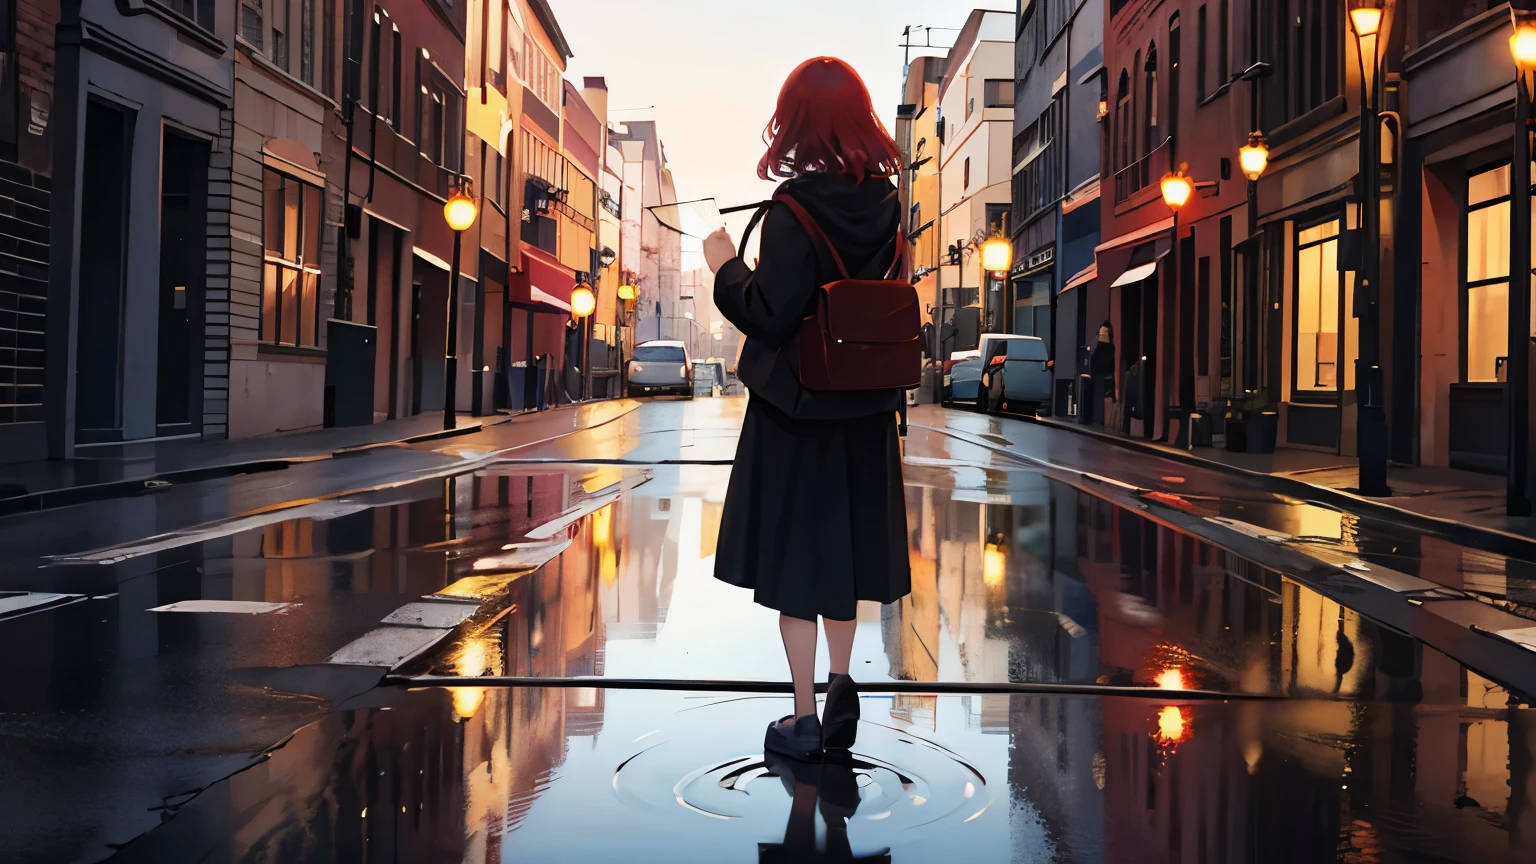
[823,617,856,676]
[779,614,818,719]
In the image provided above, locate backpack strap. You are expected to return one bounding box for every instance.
[773,194,852,280]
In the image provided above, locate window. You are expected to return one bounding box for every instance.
[171,0,217,30]
[1462,164,1536,382]
[492,149,506,209]
[1115,70,1131,170]
[367,9,380,113]
[390,27,402,128]
[1217,0,1230,87]
[1168,14,1180,143]
[1293,217,1356,395]
[1411,0,1503,49]
[508,13,526,80]
[963,158,970,190]
[261,168,324,347]
[241,0,263,48]
[272,0,288,69]
[0,0,15,150]
[488,0,506,90]
[1144,43,1158,150]
[1197,256,1211,375]
[984,79,1014,108]
[300,0,314,84]
[1012,101,1061,223]
[1196,5,1208,96]
[1263,0,1342,129]
[322,0,335,97]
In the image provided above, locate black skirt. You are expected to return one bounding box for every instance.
[714,395,912,621]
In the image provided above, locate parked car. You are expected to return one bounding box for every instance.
[627,340,693,398]
[982,335,1053,416]
[942,350,983,408]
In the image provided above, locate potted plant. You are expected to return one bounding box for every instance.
[1241,389,1278,454]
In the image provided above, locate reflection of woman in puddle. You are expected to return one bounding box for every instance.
[706,57,913,759]
[760,752,890,863]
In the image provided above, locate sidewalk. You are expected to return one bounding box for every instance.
[0,412,507,516]
[1026,413,1535,546]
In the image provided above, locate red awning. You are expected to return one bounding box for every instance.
[511,249,574,312]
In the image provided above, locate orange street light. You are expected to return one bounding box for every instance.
[444,184,479,232]
[1239,132,1270,181]
[979,236,1012,275]
[617,283,637,301]
[1160,167,1195,210]
[1513,22,1536,70]
[571,284,596,318]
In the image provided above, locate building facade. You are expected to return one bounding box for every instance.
[0,0,54,464]
[898,53,947,401]
[938,9,1017,354]
[47,0,234,457]
[1013,0,1104,416]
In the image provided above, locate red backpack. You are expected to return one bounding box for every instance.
[766,194,922,392]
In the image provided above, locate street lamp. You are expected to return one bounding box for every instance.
[1239,132,1270,182]
[1507,13,1536,514]
[978,235,1012,333]
[442,178,479,431]
[571,282,596,401]
[1349,0,1393,496]
[1161,164,1196,447]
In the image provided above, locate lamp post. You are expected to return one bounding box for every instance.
[1508,14,1536,515]
[617,281,636,394]
[442,179,479,431]
[571,281,596,401]
[979,236,1013,333]
[1161,166,1195,447]
[1349,0,1392,496]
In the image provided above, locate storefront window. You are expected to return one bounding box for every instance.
[1293,218,1356,396]
[1463,163,1536,383]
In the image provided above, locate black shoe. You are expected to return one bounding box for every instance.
[822,673,860,750]
[764,713,822,759]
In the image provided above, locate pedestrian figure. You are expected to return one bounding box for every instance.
[704,57,912,761]
[1083,321,1116,426]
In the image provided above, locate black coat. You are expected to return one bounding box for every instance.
[713,174,904,420]
[711,173,912,621]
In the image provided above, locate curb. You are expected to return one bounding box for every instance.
[1011,412,1536,563]
[0,414,519,520]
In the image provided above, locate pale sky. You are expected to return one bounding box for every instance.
[558,0,982,236]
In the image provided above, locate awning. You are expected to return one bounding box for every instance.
[1060,262,1097,294]
[1095,216,1174,254]
[1109,243,1170,288]
[512,249,574,312]
[1110,262,1159,288]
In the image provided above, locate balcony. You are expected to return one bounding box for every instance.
[1114,137,1172,204]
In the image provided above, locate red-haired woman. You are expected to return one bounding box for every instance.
[705,57,912,760]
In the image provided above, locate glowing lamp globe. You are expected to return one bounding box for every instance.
[1160,171,1195,210]
[617,283,637,301]
[1513,24,1536,71]
[1239,132,1270,182]
[979,237,1012,274]
[571,284,596,318]
[1349,5,1382,38]
[444,187,479,232]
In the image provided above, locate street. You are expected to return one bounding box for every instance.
[2,398,1534,862]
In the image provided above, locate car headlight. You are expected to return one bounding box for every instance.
[679,365,688,379]
[631,362,643,373]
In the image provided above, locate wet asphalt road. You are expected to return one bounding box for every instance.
[2,397,1535,863]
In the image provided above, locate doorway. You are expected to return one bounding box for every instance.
[156,131,209,435]
[1121,276,1159,439]
[410,258,448,414]
[75,100,134,443]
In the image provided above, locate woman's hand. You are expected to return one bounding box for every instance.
[704,227,736,273]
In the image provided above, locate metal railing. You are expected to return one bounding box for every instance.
[1114,137,1172,203]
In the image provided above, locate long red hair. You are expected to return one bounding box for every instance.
[758,57,903,181]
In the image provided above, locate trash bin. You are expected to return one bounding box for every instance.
[1190,412,1213,447]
